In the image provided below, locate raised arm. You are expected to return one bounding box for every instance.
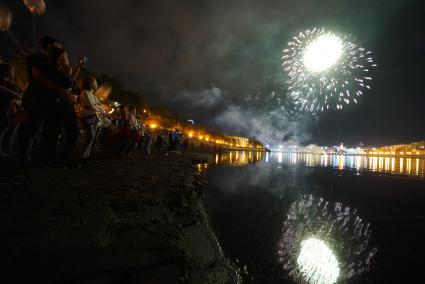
[72,57,86,80]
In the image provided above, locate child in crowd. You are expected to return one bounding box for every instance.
[108,104,138,155]
[79,76,102,159]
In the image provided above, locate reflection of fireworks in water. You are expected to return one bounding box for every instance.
[277,194,377,284]
[282,28,376,112]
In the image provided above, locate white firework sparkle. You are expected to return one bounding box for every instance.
[282,28,377,112]
[277,194,377,284]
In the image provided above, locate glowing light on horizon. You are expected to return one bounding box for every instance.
[282,28,376,112]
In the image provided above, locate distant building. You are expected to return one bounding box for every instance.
[226,136,249,148]
[225,136,264,150]
[303,144,325,154]
[369,141,425,156]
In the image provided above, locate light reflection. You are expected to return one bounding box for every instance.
[349,156,354,169]
[384,157,390,172]
[297,238,340,284]
[213,151,265,166]
[278,152,283,163]
[211,152,425,178]
[290,153,297,164]
[371,157,378,172]
[337,155,344,170]
[355,156,361,171]
[321,154,328,167]
[378,157,384,172]
[406,158,412,174]
[278,195,377,283]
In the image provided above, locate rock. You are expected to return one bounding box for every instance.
[0,153,241,283]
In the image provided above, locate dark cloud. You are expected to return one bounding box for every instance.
[1,0,424,145]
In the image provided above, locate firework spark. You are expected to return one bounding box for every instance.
[282,28,376,112]
[277,194,377,284]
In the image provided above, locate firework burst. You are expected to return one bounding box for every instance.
[277,194,377,284]
[282,28,377,112]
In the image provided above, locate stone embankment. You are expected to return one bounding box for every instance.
[0,153,242,283]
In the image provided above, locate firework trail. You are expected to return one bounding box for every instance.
[277,194,377,284]
[282,28,377,112]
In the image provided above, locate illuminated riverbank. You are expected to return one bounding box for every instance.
[211,151,425,178]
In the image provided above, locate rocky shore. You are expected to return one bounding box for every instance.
[0,153,242,283]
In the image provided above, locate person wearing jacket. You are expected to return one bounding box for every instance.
[42,48,78,167]
[79,76,102,159]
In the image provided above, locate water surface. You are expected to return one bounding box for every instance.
[203,151,425,283]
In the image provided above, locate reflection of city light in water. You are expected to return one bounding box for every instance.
[305,154,311,166]
[211,152,425,177]
[290,153,297,164]
[337,155,344,170]
[297,238,340,284]
[349,156,354,169]
[278,152,283,164]
[371,157,378,171]
[355,156,361,171]
[378,157,384,172]
[384,157,390,171]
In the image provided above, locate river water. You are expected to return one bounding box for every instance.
[203,151,425,284]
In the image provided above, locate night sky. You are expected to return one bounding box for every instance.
[1,0,424,146]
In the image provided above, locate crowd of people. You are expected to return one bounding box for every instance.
[0,36,191,169]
